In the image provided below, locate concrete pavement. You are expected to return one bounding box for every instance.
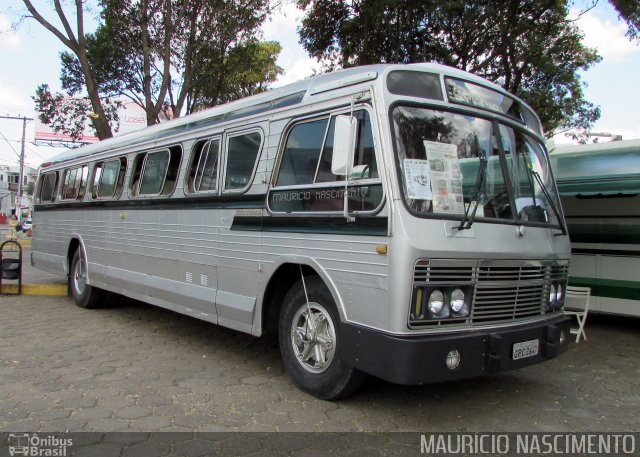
[0,294,638,433]
[1,240,67,296]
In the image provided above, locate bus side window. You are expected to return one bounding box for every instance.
[92,162,104,199]
[161,146,182,195]
[270,109,382,213]
[316,110,378,182]
[93,158,126,199]
[224,132,262,191]
[140,151,170,195]
[61,168,77,199]
[275,118,329,187]
[38,172,58,203]
[61,165,88,201]
[114,158,127,197]
[188,139,220,193]
[131,147,181,196]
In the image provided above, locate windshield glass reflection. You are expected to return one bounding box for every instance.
[392,106,562,227]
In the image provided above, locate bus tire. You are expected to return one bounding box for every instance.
[69,249,106,309]
[278,276,366,400]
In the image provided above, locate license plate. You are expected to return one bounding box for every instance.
[512,339,539,360]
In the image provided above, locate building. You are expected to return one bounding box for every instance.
[0,164,38,222]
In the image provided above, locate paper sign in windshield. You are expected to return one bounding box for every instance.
[423,141,464,214]
[404,159,433,200]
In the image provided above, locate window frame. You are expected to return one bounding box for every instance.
[221,128,264,194]
[129,146,182,198]
[388,100,561,229]
[274,115,331,188]
[139,150,170,196]
[60,164,89,201]
[186,136,222,195]
[37,171,59,203]
[268,105,385,215]
[92,157,127,200]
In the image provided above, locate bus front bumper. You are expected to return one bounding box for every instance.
[340,315,572,385]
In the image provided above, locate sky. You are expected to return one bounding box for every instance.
[0,1,639,169]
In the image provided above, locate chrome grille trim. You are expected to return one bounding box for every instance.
[409,259,569,328]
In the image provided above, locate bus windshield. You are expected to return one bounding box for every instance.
[392,105,562,227]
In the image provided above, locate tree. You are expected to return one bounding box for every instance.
[22,0,281,141]
[296,0,602,139]
[190,40,284,110]
[610,0,640,41]
[33,84,122,142]
[21,0,115,139]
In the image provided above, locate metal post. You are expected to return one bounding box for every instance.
[0,115,34,220]
[18,117,27,221]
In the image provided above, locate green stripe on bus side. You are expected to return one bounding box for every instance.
[34,194,266,212]
[231,216,389,236]
[566,222,640,245]
[569,276,640,301]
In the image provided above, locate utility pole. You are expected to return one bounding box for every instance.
[0,115,34,220]
[19,116,27,220]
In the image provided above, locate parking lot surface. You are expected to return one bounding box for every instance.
[1,294,638,434]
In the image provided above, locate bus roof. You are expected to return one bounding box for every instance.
[550,139,640,196]
[42,63,528,168]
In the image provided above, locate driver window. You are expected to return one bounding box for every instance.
[270,109,383,213]
[316,110,378,182]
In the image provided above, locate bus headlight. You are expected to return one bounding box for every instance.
[450,288,469,316]
[549,284,557,304]
[556,283,563,303]
[428,290,445,315]
[409,285,473,325]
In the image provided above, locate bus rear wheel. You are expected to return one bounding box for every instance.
[278,276,366,400]
[70,249,106,309]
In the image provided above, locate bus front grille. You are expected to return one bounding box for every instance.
[409,260,569,328]
[473,283,544,323]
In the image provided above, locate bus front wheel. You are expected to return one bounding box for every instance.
[70,249,106,309]
[278,276,366,400]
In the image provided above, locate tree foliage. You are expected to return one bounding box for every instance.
[21,0,115,139]
[297,0,603,139]
[33,84,122,142]
[23,0,282,141]
[191,40,284,110]
[609,0,640,41]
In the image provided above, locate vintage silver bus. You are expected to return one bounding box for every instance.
[551,139,640,317]
[31,63,572,399]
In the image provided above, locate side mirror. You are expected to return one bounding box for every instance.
[331,115,357,176]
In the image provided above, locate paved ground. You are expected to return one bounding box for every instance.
[3,244,67,285]
[0,294,638,436]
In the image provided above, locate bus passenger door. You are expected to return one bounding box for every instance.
[214,126,266,334]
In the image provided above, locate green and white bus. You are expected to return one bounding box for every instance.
[31,63,572,399]
[551,139,640,317]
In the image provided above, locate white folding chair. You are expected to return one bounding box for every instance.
[564,286,591,343]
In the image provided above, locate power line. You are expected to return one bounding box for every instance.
[0,130,21,159]
[25,143,47,161]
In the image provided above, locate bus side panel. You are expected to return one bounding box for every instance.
[563,194,640,317]
[216,208,262,333]
[261,229,389,329]
[31,210,77,276]
[569,253,640,316]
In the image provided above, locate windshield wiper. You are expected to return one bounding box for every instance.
[531,170,567,236]
[456,157,487,231]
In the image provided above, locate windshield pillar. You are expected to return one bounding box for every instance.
[492,120,517,221]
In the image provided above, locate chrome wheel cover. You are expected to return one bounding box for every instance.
[73,256,87,295]
[290,302,336,373]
